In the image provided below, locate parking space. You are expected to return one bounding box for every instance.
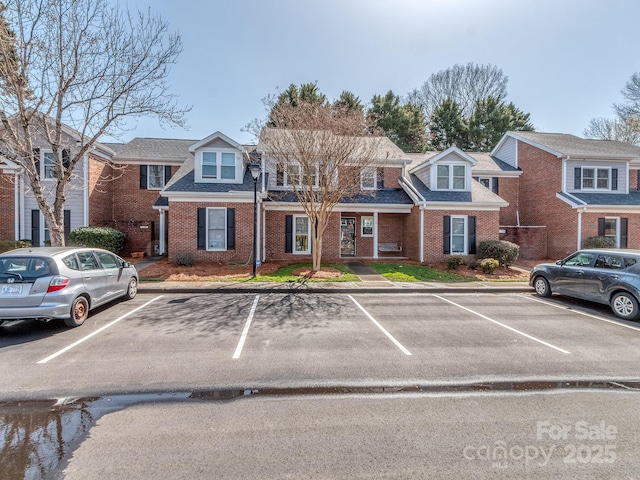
[2,291,640,399]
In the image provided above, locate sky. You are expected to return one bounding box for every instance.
[113,0,640,146]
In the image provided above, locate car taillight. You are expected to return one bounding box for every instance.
[47,276,70,292]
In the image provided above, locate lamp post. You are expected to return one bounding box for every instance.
[249,163,261,278]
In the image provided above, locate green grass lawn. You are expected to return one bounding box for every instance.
[255,263,360,283]
[368,263,476,282]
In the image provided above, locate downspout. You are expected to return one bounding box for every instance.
[20,174,25,239]
[83,155,89,226]
[158,209,165,255]
[261,198,265,264]
[420,206,425,263]
[14,174,19,241]
[373,211,379,259]
[577,208,583,251]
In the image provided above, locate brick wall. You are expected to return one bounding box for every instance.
[169,201,255,264]
[382,167,402,188]
[500,226,548,260]
[403,206,422,261]
[423,209,500,264]
[497,177,520,226]
[516,142,578,259]
[88,157,113,226]
[0,174,14,240]
[377,213,405,257]
[581,212,640,250]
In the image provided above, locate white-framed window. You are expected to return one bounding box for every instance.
[450,215,467,255]
[276,162,318,188]
[478,177,492,189]
[361,216,374,237]
[199,150,238,181]
[603,217,620,248]
[207,208,227,251]
[436,164,466,190]
[361,168,376,190]
[43,152,55,179]
[293,215,311,254]
[202,152,218,178]
[582,167,611,190]
[147,165,165,189]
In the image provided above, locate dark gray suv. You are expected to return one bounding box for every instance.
[0,247,138,328]
[530,249,640,320]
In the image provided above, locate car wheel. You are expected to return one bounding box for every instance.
[611,292,640,320]
[533,276,551,297]
[125,278,138,300]
[65,296,89,327]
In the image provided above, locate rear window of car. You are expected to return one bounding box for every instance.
[0,256,57,279]
[62,254,80,270]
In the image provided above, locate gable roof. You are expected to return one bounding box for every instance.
[405,173,508,207]
[104,137,198,162]
[188,131,247,153]
[492,131,640,160]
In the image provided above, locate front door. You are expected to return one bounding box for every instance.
[340,218,356,256]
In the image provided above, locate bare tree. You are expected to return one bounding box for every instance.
[583,116,640,145]
[260,101,394,272]
[409,63,508,119]
[0,0,187,246]
[615,72,640,119]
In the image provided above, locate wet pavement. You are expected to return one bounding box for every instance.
[3,380,640,479]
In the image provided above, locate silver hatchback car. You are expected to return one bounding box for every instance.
[530,249,640,320]
[0,247,138,328]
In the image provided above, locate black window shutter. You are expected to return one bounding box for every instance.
[62,149,71,170]
[197,208,206,250]
[34,148,41,178]
[31,210,40,246]
[468,216,476,254]
[285,215,293,253]
[165,165,172,184]
[276,168,284,187]
[64,210,71,240]
[443,216,451,254]
[227,208,235,250]
[140,165,148,189]
[574,167,581,190]
[377,168,384,189]
[612,169,618,190]
[621,218,628,248]
[598,217,605,236]
[492,177,499,194]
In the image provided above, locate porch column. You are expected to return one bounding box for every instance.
[576,208,583,251]
[373,211,379,259]
[158,209,166,255]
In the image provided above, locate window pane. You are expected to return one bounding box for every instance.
[361,168,375,189]
[44,152,55,178]
[451,236,465,253]
[362,216,373,236]
[597,169,609,189]
[479,178,490,188]
[286,164,300,186]
[451,217,465,235]
[202,152,217,178]
[437,165,449,189]
[294,217,309,253]
[582,168,594,188]
[95,251,118,269]
[207,209,226,249]
[453,165,465,189]
[148,165,164,189]
[221,153,235,179]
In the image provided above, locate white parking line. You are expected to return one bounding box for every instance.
[523,294,640,332]
[348,295,412,356]
[433,295,571,355]
[37,295,164,364]
[233,295,260,359]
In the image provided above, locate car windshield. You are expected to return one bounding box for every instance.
[0,256,56,279]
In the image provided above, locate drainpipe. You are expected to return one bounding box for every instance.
[420,206,425,263]
[158,209,165,255]
[577,208,583,250]
[373,211,379,259]
[14,175,19,241]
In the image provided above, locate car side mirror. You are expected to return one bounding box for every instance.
[121,262,131,268]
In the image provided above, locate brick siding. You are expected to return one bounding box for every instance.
[0,174,15,240]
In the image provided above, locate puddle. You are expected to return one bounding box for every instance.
[2,380,640,479]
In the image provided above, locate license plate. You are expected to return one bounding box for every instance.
[1,285,23,294]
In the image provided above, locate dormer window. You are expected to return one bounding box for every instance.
[437,164,466,190]
[202,151,236,180]
[574,167,618,191]
[361,168,376,190]
[276,162,318,187]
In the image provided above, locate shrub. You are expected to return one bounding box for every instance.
[68,227,125,253]
[479,258,499,274]
[0,239,31,253]
[447,256,463,270]
[173,252,195,267]
[584,236,615,248]
[478,240,520,266]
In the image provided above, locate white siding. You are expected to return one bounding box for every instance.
[565,159,628,193]
[494,136,517,167]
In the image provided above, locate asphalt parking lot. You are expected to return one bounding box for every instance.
[2,291,640,400]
